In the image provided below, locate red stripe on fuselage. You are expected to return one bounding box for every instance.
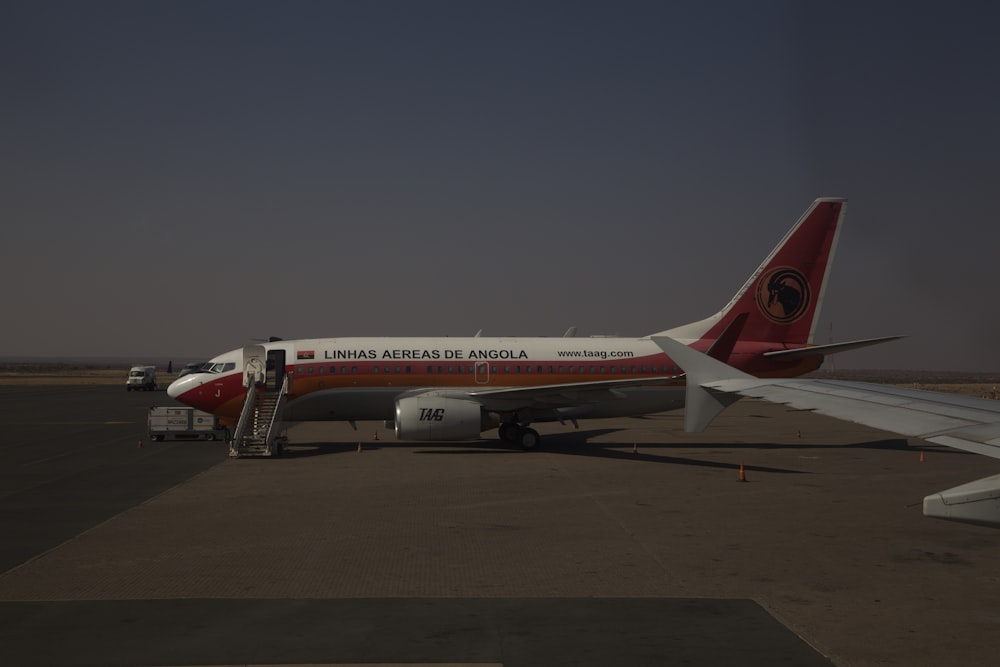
[176,345,823,419]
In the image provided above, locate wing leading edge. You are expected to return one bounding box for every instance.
[467,374,684,409]
[651,335,1000,528]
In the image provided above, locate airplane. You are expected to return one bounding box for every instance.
[168,197,900,453]
[652,335,1000,528]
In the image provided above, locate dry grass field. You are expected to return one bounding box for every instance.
[0,363,161,386]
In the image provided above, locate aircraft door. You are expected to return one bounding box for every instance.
[242,345,266,388]
[474,361,489,384]
[267,349,286,392]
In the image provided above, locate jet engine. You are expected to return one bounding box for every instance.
[395,392,488,441]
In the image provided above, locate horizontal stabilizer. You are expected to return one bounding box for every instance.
[763,335,906,361]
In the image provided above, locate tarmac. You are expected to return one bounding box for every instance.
[2,383,1000,666]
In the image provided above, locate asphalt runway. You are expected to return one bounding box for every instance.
[0,386,226,573]
[1,384,1000,666]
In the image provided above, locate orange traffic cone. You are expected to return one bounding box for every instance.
[357,442,363,453]
[738,462,747,482]
[919,450,925,463]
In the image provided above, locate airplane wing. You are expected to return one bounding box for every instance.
[467,375,683,409]
[651,335,1000,528]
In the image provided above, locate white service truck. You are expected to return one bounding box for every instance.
[126,365,157,391]
[148,407,229,441]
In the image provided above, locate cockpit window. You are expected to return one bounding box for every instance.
[205,362,236,373]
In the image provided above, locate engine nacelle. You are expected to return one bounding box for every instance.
[395,392,487,441]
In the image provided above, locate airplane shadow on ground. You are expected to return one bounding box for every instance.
[280,428,958,474]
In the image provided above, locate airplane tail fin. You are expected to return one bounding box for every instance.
[656,198,846,349]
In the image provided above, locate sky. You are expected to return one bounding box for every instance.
[2,1,998,370]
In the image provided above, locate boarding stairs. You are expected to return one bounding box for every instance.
[229,374,289,458]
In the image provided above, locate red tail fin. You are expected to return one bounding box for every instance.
[658,198,845,347]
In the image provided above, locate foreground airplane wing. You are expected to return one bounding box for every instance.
[652,336,1000,528]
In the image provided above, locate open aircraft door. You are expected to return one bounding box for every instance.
[267,348,286,392]
[242,345,266,388]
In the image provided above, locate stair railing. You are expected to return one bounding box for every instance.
[230,386,258,456]
[264,374,290,452]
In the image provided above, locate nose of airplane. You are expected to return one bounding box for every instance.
[167,373,201,400]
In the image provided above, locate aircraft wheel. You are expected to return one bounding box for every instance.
[499,423,521,444]
[520,428,540,451]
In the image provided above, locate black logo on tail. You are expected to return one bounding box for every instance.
[756,267,810,323]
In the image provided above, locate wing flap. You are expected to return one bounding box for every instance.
[716,379,985,439]
[923,474,1000,527]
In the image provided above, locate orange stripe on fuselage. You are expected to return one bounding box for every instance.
[283,354,678,390]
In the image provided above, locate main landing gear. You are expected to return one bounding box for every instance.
[498,422,540,450]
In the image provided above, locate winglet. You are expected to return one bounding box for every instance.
[651,336,751,432]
